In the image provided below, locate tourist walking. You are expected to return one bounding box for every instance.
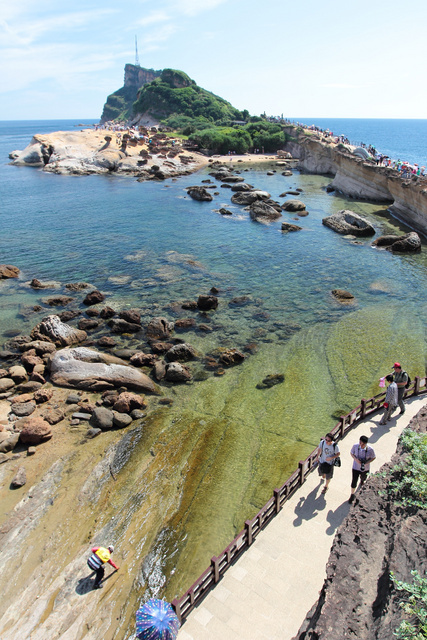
[392,362,408,414]
[316,433,340,494]
[379,374,398,424]
[87,545,119,589]
[348,436,376,504]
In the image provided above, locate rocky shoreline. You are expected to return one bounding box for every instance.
[292,404,427,640]
[284,127,427,237]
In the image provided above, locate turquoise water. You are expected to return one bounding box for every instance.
[2,120,427,611]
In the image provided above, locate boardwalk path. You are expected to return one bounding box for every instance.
[180,396,426,640]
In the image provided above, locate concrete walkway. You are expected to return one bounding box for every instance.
[180,396,426,640]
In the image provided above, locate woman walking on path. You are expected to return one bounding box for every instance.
[316,433,340,495]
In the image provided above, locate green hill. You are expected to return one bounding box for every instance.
[133,68,243,122]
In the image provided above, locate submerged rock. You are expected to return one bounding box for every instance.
[256,374,285,389]
[332,289,355,303]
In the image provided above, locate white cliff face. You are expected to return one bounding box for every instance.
[284,131,427,237]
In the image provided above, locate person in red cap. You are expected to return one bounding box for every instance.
[87,544,119,589]
[392,363,408,414]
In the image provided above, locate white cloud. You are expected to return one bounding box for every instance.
[137,11,170,27]
[171,0,228,17]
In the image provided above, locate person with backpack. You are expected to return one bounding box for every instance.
[316,432,340,494]
[87,545,119,589]
[392,363,409,414]
[379,374,398,424]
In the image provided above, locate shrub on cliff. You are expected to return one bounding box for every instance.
[387,428,427,508]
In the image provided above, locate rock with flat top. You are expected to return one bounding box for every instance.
[49,347,158,393]
[322,210,375,236]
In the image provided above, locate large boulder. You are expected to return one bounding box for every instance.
[113,392,147,413]
[248,201,282,222]
[146,317,174,340]
[186,186,213,202]
[49,347,158,393]
[372,231,421,253]
[31,315,87,347]
[197,295,218,311]
[19,416,52,444]
[83,290,105,306]
[0,432,20,453]
[165,343,198,362]
[165,362,192,383]
[281,199,306,212]
[231,190,270,205]
[322,210,375,236]
[0,265,20,279]
[90,407,114,430]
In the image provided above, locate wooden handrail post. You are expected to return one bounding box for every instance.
[211,556,220,583]
[339,416,345,438]
[171,598,182,624]
[360,398,367,419]
[299,460,306,485]
[274,488,281,513]
[245,519,253,546]
[414,376,421,395]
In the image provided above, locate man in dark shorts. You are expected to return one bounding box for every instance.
[348,435,376,504]
[316,432,340,495]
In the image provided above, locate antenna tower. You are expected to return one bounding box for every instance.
[135,35,140,66]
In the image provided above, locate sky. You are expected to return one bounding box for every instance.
[1,0,427,121]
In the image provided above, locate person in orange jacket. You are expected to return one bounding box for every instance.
[87,545,119,589]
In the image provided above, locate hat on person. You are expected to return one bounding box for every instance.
[108,545,114,553]
[393,362,401,368]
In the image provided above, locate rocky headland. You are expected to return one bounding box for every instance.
[9,127,209,178]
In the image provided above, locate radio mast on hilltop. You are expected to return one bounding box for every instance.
[135,35,140,67]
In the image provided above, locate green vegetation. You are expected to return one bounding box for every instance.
[101,85,140,123]
[388,429,427,508]
[133,68,242,123]
[102,66,290,153]
[391,571,427,639]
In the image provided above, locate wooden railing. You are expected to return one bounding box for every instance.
[171,376,427,623]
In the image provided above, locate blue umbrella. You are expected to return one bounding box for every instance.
[136,599,180,640]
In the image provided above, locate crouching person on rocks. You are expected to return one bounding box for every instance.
[87,544,119,589]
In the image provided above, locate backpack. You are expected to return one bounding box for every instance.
[404,372,411,389]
